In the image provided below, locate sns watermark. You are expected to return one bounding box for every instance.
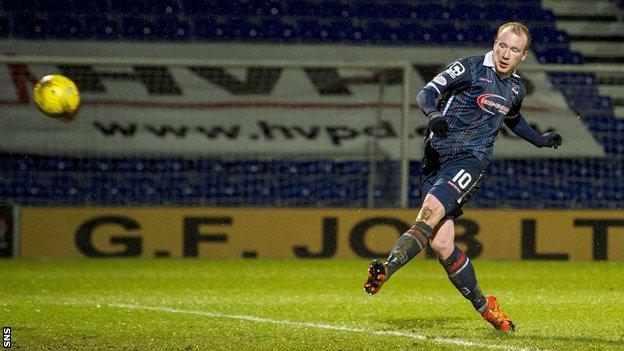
[2,327,10,349]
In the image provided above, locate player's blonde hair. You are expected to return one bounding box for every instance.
[496,22,531,51]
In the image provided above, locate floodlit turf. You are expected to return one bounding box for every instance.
[1,259,623,350]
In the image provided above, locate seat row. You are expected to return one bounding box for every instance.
[1,156,623,208]
[2,0,545,20]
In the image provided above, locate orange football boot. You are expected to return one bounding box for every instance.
[363,260,387,295]
[481,295,515,332]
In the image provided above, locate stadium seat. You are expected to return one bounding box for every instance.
[145,0,183,16]
[4,0,38,12]
[2,154,624,208]
[11,14,49,39]
[120,17,157,41]
[46,15,87,40]
[191,18,226,40]
[83,16,121,40]
[260,19,295,40]
[154,17,191,41]
[110,0,149,15]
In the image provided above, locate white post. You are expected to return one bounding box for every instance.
[400,63,411,209]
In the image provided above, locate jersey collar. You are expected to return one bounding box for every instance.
[484,51,520,78]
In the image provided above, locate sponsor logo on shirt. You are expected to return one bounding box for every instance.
[445,61,465,78]
[476,93,509,115]
[446,180,462,194]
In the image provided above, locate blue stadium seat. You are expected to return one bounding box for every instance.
[35,0,74,13]
[295,19,332,42]
[69,0,110,15]
[47,15,87,40]
[154,16,190,40]
[120,17,157,41]
[377,3,419,19]
[364,21,400,43]
[535,48,583,64]
[407,4,449,21]
[2,154,624,208]
[191,18,226,40]
[180,0,211,16]
[239,0,282,16]
[260,18,295,40]
[153,158,191,172]
[450,3,485,20]
[145,0,183,16]
[11,14,48,39]
[4,0,38,12]
[110,0,149,15]
[83,16,121,40]
[223,18,262,41]
[463,24,494,43]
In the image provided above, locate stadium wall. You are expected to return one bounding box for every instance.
[17,207,624,261]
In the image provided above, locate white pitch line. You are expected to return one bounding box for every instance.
[108,303,544,351]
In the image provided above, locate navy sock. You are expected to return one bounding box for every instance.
[441,246,487,312]
[385,222,431,278]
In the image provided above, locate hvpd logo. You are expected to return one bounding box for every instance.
[476,93,509,115]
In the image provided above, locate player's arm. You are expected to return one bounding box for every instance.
[504,112,562,148]
[417,59,472,138]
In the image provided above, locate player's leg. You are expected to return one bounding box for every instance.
[364,193,445,295]
[432,221,514,332]
[364,140,445,295]
[430,154,514,332]
[386,193,445,276]
[431,219,487,311]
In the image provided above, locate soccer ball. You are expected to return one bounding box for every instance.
[33,74,80,119]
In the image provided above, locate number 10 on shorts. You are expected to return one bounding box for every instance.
[452,169,472,189]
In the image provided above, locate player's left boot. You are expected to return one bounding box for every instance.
[364,260,387,295]
[481,295,515,332]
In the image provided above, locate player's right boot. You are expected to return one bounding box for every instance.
[364,260,387,295]
[481,295,515,332]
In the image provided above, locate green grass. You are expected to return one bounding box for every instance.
[1,259,623,350]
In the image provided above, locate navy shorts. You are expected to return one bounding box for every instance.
[418,144,485,220]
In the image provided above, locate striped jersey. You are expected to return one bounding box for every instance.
[420,51,527,166]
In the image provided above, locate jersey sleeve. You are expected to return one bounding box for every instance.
[422,58,473,96]
[506,97,523,119]
[504,112,545,147]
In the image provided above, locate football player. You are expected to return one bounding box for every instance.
[364,22,562,332]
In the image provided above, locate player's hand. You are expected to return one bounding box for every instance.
[541,132,562,149]
[427,111,449,138]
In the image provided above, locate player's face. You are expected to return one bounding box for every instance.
[493,28,528,77]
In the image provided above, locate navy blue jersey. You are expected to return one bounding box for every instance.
[419,51,526,166]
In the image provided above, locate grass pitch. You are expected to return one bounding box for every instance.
[1,259,623,350]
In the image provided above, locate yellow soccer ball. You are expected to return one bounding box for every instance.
[33,74,81,119]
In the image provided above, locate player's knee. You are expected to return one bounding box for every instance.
[407,220,432,248]
[417,195,445,227]
[430,236,454,259]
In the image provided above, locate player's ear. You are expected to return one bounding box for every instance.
[520,50,528,61]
